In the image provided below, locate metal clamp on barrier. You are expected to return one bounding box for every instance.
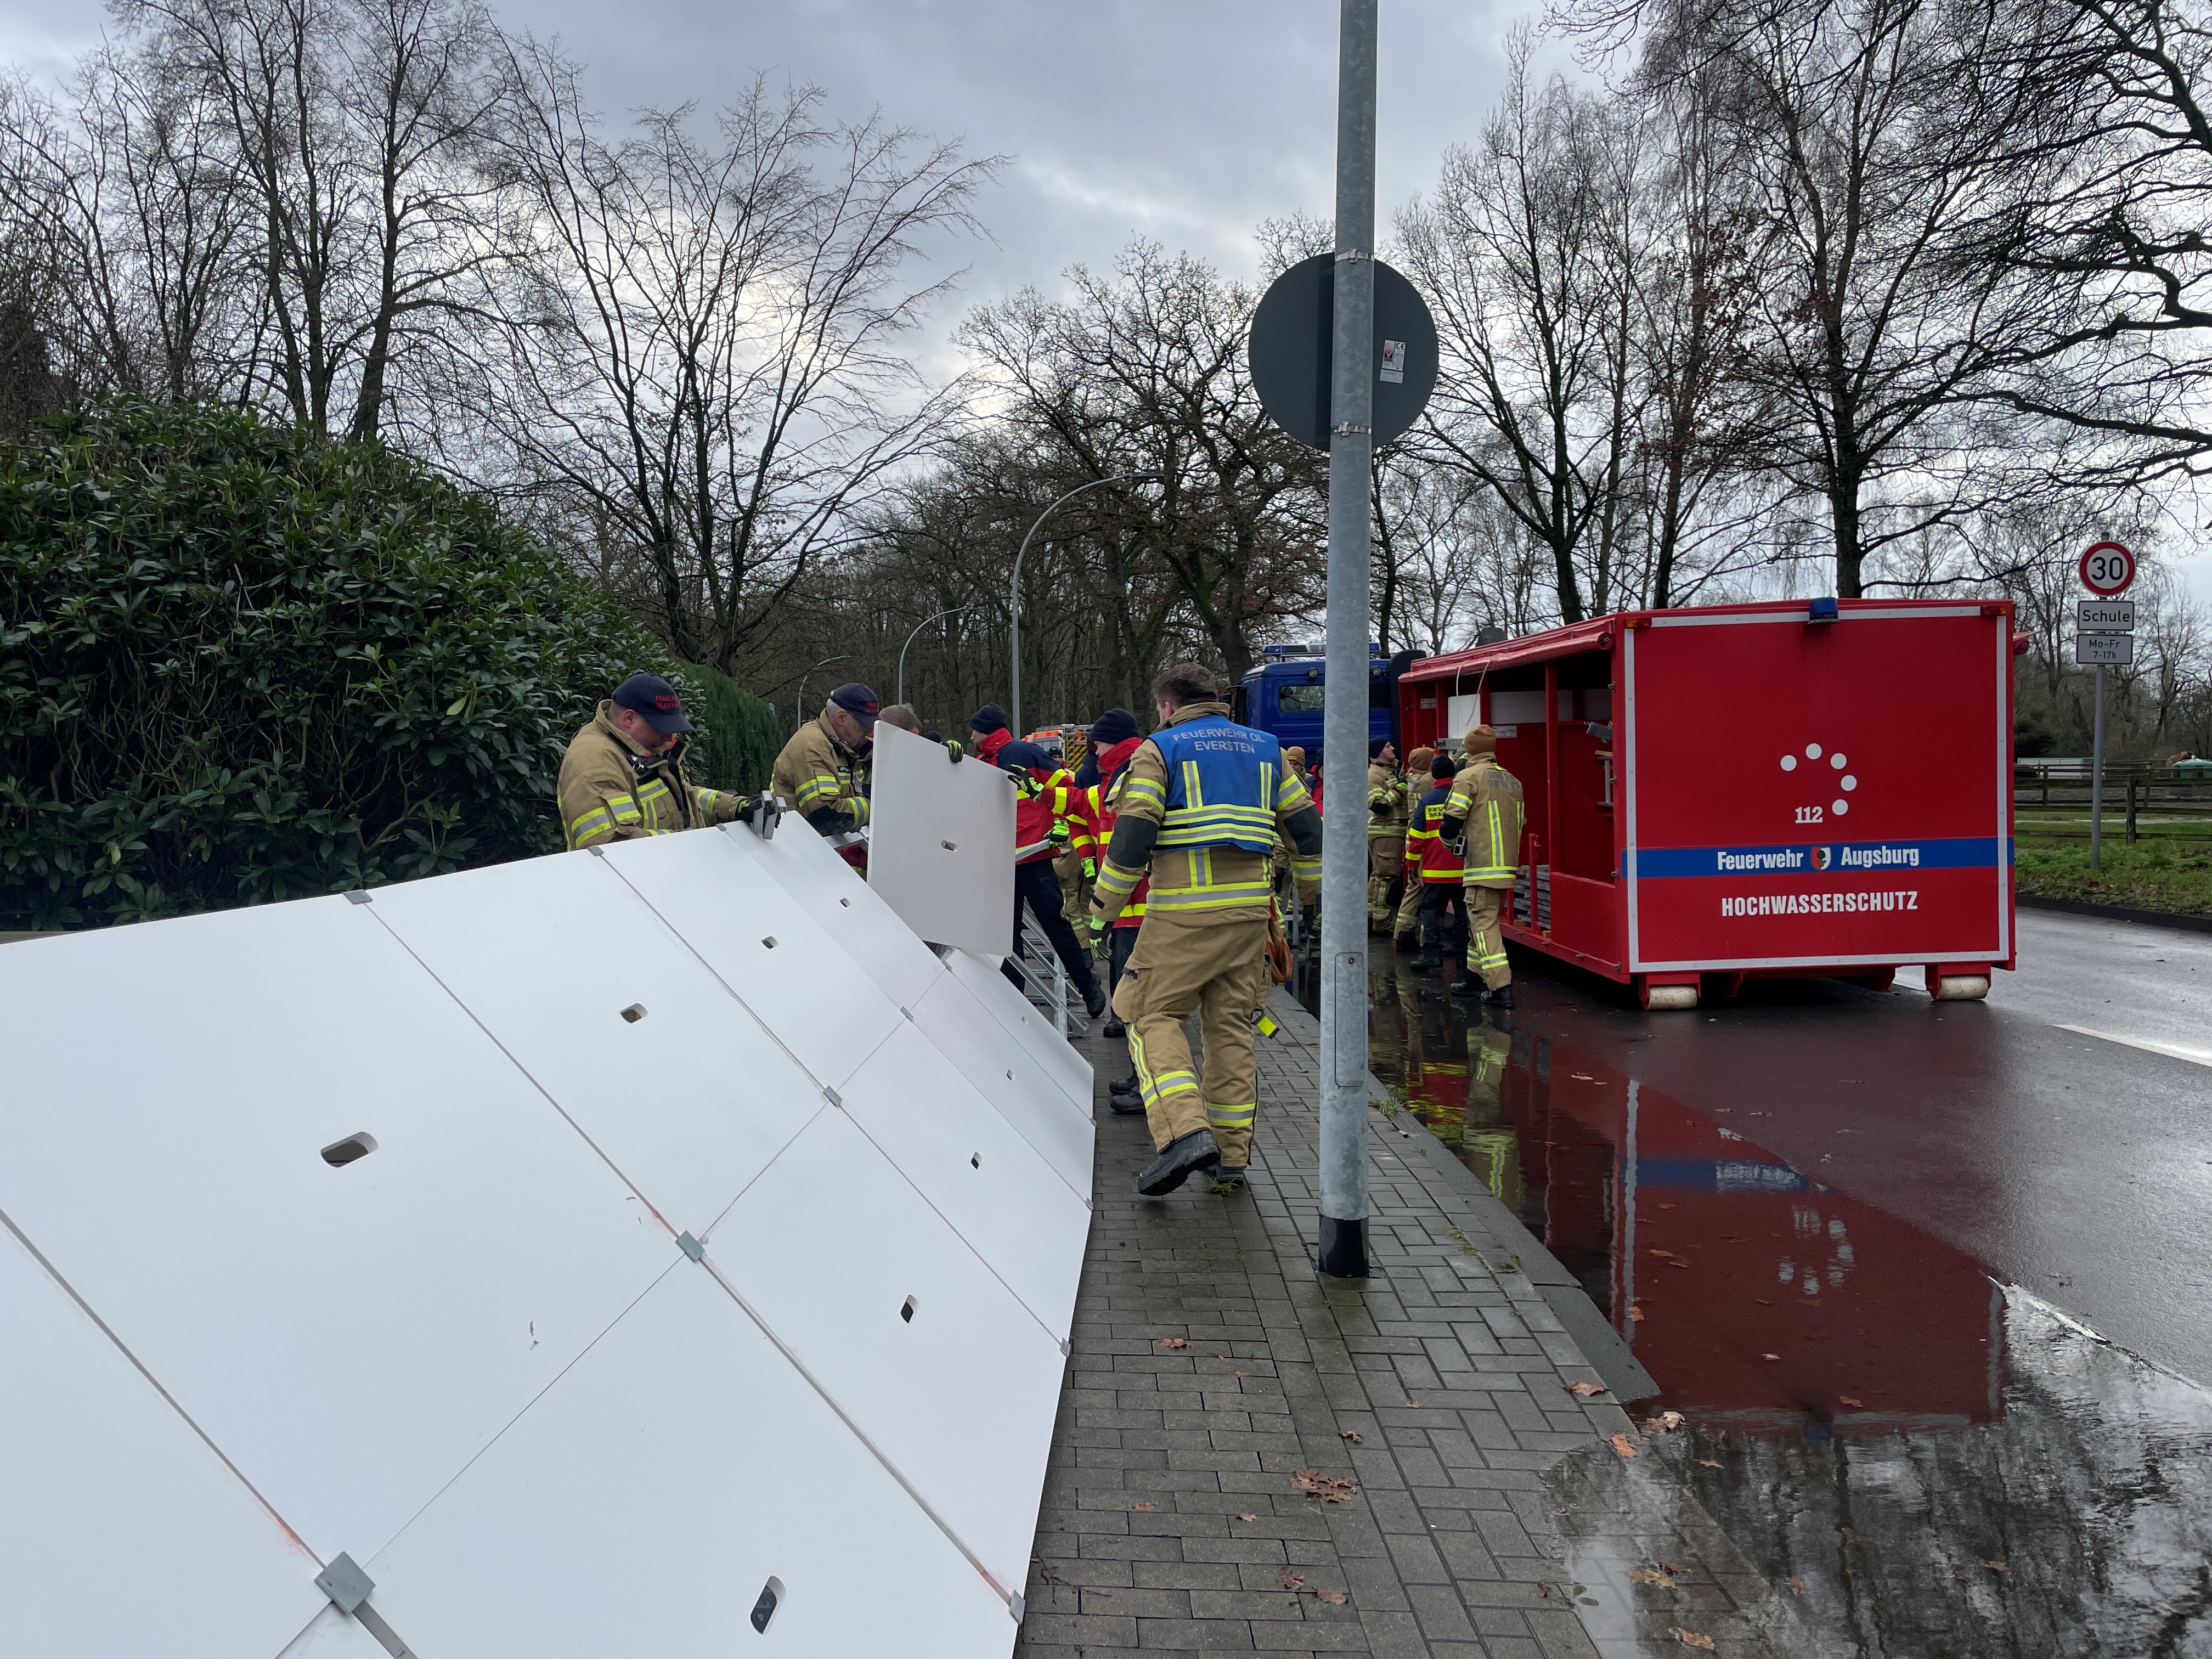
[748,790,783,840]
[313,1554,419,1658]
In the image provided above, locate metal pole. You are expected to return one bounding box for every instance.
[1010,471,1158,736]
[2091,663,2105,872]
[1318,0,1376,1280]
[898,605,974,707]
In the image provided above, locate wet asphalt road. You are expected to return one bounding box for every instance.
[1336,904,2212,1657]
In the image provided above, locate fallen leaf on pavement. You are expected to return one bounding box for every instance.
[1630,1306,1646,1322]
[1662,1562,1689,1575]
[1131,1502,1156,1511]
[1697,1459,1723,1469]
[1565,1381,1607,1397]
[1645,1410,1685,1434]
[1314,1587,1349,1605]
[1277,1567,1306,1592]
[1784,1575,1804,1595]
[1292,1469,1359,1503]
[1234,1513,1257,1522]
[1611,1434,1639,1458]
[1210,1352,1224,1359]
[1571,1072,1596,1080]
[1657,1201,1679,1209]
[1839,1396,1864,1408]
[1984,1560,2006,1572]
[1649,1249,1677,1258]
[1630,1567,1676,1588]
[1157,1338,1188,1350]
[1339,1430,1363,1442]
[1405,1398,1421,1408]
[1842,1526,1867,1545]
[1671,1629,1716,1651]
[1234,1369,1246,1378]
[1763,1352,1781,1361]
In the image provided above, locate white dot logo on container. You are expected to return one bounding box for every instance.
[1781,742,1859,823]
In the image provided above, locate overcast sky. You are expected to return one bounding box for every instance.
[1,0,1549,331]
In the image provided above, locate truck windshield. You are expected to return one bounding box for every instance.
[1278,684,1325,713]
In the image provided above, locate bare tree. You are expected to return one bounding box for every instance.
[961,241,1325,682]
[1397,36,1648,624]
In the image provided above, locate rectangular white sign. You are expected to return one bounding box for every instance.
[2077,600,2136,631]
[2075,632,2135,665]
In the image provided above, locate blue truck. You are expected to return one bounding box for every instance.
[1231,644,1420,763]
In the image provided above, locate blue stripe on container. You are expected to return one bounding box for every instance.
[1627,837,2012,879]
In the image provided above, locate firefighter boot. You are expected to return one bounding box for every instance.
[1138,1130,1220,1195]
[1485,984,1515,1008]
[1107,1076,1146,1115]
[1103,1013,1126,1037]
[1206,1164,1248,1194]
[1451,972,1485,997]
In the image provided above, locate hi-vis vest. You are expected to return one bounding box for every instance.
[1145,714,1282,853]
[1406,787,1464,884]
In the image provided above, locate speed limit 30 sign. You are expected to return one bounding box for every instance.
[2079,540,2135,597]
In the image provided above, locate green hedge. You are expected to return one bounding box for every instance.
[682,661,781,794]
[0,398,685,928]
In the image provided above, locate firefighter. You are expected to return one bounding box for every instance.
[1392,745,1436,947]
[1402,752,1467,971]
[1000,740,1109,1018]
[1438,725,1525,1006]
[771,682,877,836]
[968,703,1012,766]
[556,673,749,848]
[1090,664,1322,1196]
[1083,718,1151,1105]
[1070,708,1137,941]
[1365,737,1408,932]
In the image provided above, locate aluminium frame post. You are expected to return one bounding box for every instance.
[2091,664,2104,872]
[1317,0,1377,1279]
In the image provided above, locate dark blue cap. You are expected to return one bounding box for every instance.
[828,682,880,726]
[969,702,1009,735]
[611,672,693,733]
[997,740,1052,772]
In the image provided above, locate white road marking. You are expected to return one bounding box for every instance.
[2054,1024,2212,1070]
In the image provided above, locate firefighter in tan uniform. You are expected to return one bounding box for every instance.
[1091,664,1322,1195]
[770,682,878,836]
[1439,725,1525,1007]
[1391,745,1435,946]
[556,673,748,848]
[1365,738,1408,932]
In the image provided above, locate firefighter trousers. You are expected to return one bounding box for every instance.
[1419,883,1468,956]
[1394,872,1423,939]
[1464,883,1512,989]
[1056,851,1094,938]
[1111,913,1271,1169]
[1006,860,1101,1000]
[1367,834,1404,926]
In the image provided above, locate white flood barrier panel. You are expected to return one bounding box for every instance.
[867,721,1019,956]
[703,1108,1065,1602]
[0,1223,331,1659]
[365,854,826,1239]
[604,828,908,1092]
[0,900,675,1566]
[906,969,1096,1199]
[838,1020,1090,1340]
[733,800,950,1010]
[947,945,1099,1115]
[360,1264,1009,1657]
[0,812,1084,1658]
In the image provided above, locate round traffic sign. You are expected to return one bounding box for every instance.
[1248,254,1438,451]
[2079,540,2135,596]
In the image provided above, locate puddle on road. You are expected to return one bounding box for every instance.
[1325,953,2212,1658]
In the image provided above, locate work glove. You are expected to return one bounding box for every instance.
[1047,820,1071,848]
[1087,915,1107,939]
[732,797,757,824]
[1082,856,1096,879]
[945,740,965,763]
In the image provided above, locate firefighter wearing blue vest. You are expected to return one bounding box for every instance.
[1089,663,1323,1195]
[1438,725,1525,1006]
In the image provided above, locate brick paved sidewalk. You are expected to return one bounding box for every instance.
[1012,988,1827,1659]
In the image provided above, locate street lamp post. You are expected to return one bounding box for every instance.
[897,605,976,707]
[793,655,850,736]
[1010,471,1158,736]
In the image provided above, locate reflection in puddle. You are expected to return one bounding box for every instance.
[1346,956,2212,1657]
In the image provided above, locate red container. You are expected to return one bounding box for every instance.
[1397,599,2018,1008]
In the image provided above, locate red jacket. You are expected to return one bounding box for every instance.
[1090,736,1149,928]
[974,728,1011,766]
[1014,764,1082,865]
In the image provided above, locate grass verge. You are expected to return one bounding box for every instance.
[2015,840,2212,918]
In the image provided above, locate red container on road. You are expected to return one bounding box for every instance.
[1396,599,2018,1008]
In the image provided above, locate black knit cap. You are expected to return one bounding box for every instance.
[1090,707,1139,746]
[969,702,1009,735]
[1432,753,1458,778]
[1369,737,1392,759]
